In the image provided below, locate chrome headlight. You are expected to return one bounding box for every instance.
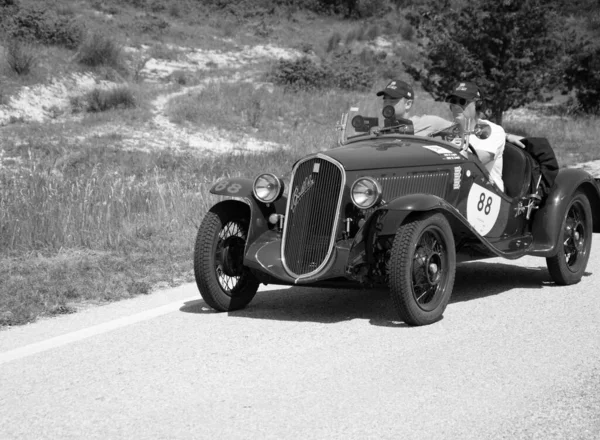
[351,177,382,209]
[253,173,283,203]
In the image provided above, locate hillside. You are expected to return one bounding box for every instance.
[1,0,599,327]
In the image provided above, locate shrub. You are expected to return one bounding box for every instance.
[326,32,342,52]
[76,33,124,70]
[168,3,182,17]
[245,92,265,128]
[398,19,414,41]
[267,57,333,92]
[268,55,374,92]
[564,45,600,114]
[169,70,188,85]
[365,24,380,41]
[85,86,136,112]
[134,14,169,34]
[1,4,84,48]
[5,39,37,75]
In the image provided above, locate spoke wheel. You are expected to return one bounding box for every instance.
[546,192,592,285]
[194,205,259,311]
[389,213,456,326]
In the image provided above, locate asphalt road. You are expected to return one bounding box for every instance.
[1,241,600,440]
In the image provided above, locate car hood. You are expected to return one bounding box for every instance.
[323,136,467,171]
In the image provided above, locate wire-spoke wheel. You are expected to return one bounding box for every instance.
[388,213,456,326]
[546,192,592,285]
[194,205,259,311]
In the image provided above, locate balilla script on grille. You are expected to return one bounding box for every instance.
[290,175,316,213]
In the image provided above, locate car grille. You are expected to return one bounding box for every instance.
[379,171,449,200]
[283,156,344,278]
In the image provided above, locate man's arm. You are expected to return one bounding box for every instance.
[506,133,526,148]
[477,150,494,166]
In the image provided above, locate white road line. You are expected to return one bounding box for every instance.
[0,284,292,366]
[0,295,201,366]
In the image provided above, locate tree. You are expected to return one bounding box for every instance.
[405,0,565,124]
[564,43,600,114]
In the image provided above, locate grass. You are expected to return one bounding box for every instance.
[166,81,357,150]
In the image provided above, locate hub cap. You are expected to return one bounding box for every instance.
[563,202,587,271]
[215,221,247,293]
[412,229,447,311]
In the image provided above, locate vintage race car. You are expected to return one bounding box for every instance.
[193,99,600,326]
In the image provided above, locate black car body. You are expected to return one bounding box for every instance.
[194,100,600,325]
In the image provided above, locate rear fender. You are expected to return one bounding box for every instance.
[530,168,600,256]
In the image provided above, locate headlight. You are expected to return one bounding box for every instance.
[351,177,382,209]
[253,173,283,203]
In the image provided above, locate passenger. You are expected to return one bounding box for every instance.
[375,79,449,135]
[445,81,505,191]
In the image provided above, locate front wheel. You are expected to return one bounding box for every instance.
[388,213,456,326]
[546,192,593,285]
[194,206,259,311]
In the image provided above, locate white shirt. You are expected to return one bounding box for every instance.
[468,119,505,191]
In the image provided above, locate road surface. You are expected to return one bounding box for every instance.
[1,242,600,439]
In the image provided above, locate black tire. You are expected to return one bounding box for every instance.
[194,206,259,311]
[546,192,593,285]
[388,213,456,326]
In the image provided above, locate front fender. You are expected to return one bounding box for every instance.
[210,177,254,198]
[377,193,453,236]
[530,168,600,256]
[208,178,287,250]
[347,194,469,271]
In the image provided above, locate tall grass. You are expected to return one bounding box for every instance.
[166,81,356,151]
[0,135,300,326]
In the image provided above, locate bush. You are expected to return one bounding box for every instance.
[5,39,37,75]
[133,14,170,34]
[268,55,374,92]
[365,24,381,41]
[245,92,265,128]
[564,44,600,115]
[84,86,136,112]
[1,4,84,49]
[268,57,333,92]
[326,32,342,52]
[76,33,124,70]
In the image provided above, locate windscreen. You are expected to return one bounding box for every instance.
[337,98,381,146]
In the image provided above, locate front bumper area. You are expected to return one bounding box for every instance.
[244,230,354,285]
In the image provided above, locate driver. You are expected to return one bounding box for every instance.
[446,81,505,191]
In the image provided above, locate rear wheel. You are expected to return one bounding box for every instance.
[388,213,456,326]
[546,192,592,285]
[194,206,259,311]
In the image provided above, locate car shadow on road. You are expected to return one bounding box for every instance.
[180,261,586,327]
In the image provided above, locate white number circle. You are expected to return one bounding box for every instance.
[466,183,501,236]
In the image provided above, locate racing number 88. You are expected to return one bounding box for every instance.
[477,193,493,215]
[214,180,241,194]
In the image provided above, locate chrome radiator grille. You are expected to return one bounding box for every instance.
[283,157,344,278]
[379,171,449,200]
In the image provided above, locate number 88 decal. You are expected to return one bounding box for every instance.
[214,180,242,194]
[477,193,493,215]
[467,183,501,236]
